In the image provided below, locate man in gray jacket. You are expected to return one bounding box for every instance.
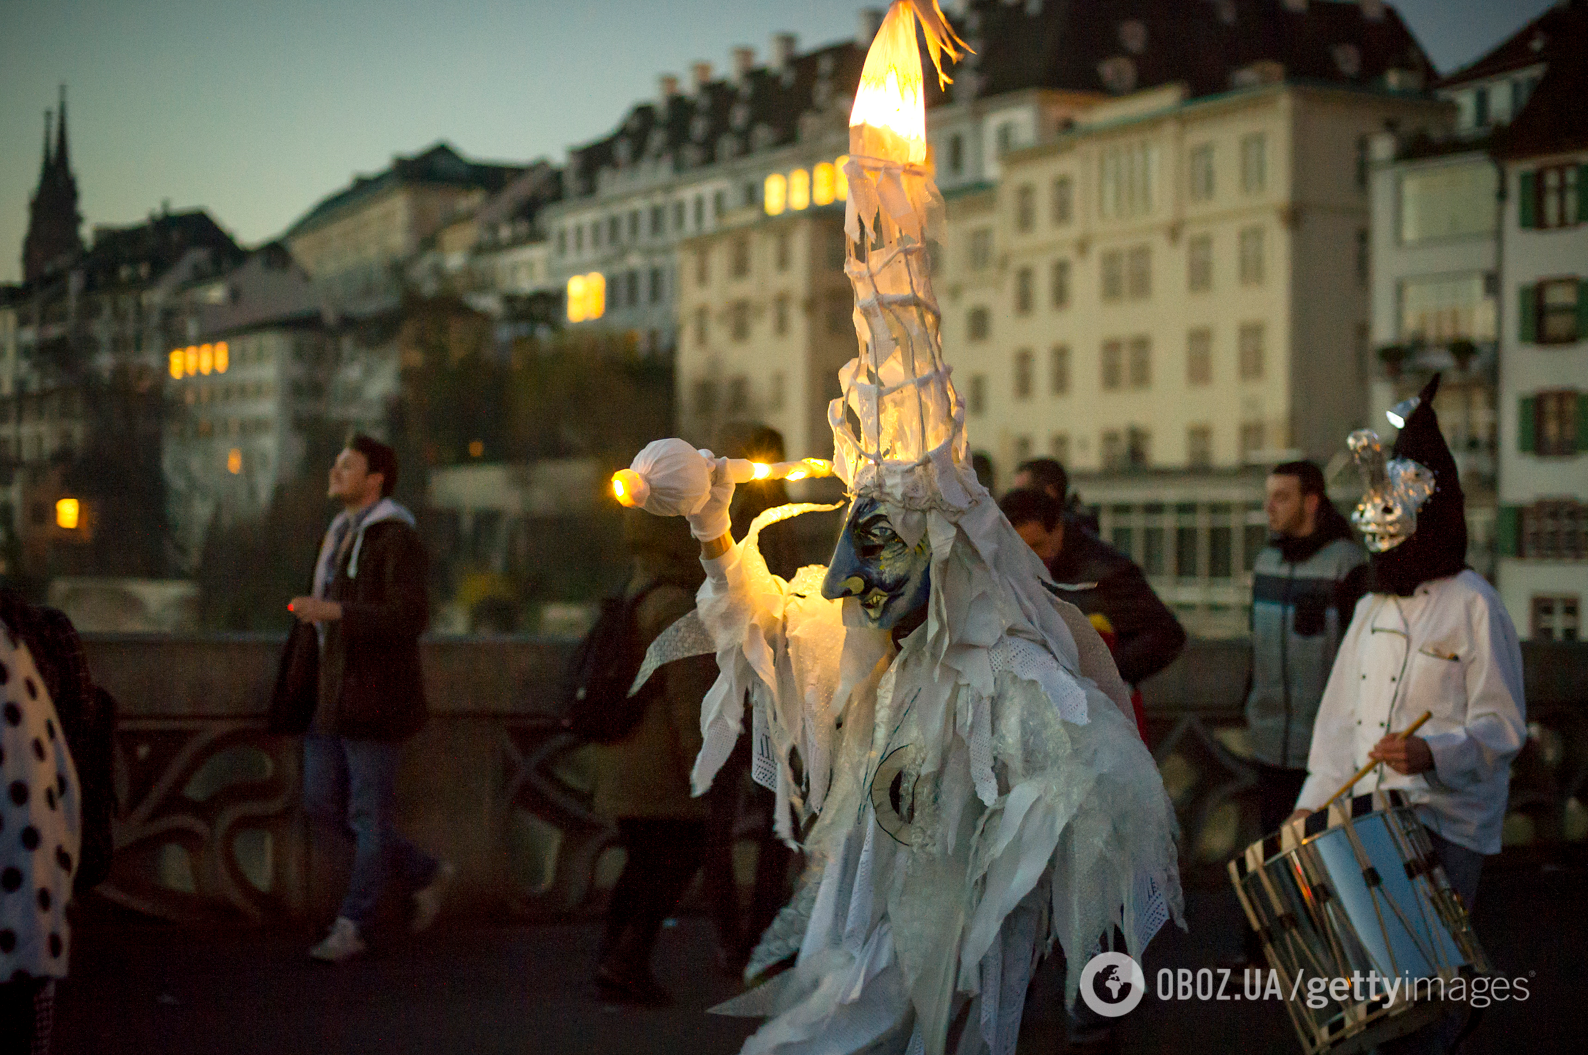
[1245,461,1367,835]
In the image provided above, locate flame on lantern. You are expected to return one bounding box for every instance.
[848,2,969,165]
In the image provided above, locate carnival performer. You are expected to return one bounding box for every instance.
[614,5,1182,1053]
[1291,375,1525,1053]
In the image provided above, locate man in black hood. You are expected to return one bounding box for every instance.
[1290,377,1526,1054]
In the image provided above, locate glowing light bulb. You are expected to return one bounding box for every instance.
[611,469,648,507]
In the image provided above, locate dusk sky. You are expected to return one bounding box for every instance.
[1,0,1559,285]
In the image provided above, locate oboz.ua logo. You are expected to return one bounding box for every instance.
[1079,951,1146,1017]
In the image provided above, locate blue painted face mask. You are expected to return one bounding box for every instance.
[821,496,932,629]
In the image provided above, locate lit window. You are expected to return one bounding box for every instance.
[215,342,229,373]
[789,169,811,211]
[185,346,200,376]
[813,163,837,206]
[199,344,214,375]
[764,173,787,216]
[169,350,184,379]
[55,498,79,530]
[227,449,242,475]
[566,273,606,322]
[567,275,588,322]
[835,156,849,201]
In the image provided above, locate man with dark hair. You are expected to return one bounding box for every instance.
[999,486,1185,734]
[271,434,450,962]
[1013,456,1098,534]
[1245,461,1368,837]
[1012,457,1067,503]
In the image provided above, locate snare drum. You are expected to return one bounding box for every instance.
[1228,790,1489,1055]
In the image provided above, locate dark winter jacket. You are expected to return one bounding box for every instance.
[269,499,430,742]
[1045,521,1186,686]
[1244,510,1368,770]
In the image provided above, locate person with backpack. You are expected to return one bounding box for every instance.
[587,509,718,1004]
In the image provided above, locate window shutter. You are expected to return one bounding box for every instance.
[1579,280,1588,340]
[1519,396,1536,452]
[1518,284,1537,342]
[1518,169,1537,228]
[1496,505,1520,558]
[1579,392,1588,454]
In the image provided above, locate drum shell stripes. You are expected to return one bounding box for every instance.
[1228,790,1490,1055]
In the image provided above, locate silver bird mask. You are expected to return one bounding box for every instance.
[1347,429,1436,553]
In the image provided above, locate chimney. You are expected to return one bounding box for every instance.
[692,61,714,91]
[771,32,798,70]
[658,74,679,102]
[732,47,756,83]
[857,8,884,46]
[1360,0,1384,21]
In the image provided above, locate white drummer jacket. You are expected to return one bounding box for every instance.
[1295,570,1525,855]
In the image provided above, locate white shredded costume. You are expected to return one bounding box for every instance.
[635,495,1183,1055]
[623,7,1182,1051]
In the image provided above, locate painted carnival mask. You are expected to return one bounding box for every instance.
[822,496,932,629]
[1348,429,1436,553]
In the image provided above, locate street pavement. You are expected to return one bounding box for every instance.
[52,859,1580,1054]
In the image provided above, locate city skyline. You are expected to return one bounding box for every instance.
[0,0,1560,285]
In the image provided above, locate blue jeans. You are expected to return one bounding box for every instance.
[302,735,438,929]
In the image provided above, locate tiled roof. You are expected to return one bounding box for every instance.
[955,0,1431,100]
[78,210,243,294]
[1492,1,1588,159]
[1436,2,1561,88]
[286,143,525,237]
[565,41,866,197]
[564,0,1431,199]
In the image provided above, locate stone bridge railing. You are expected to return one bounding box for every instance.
[81,635,1587,926]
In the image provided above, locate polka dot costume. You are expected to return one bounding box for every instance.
[0,628,79,982]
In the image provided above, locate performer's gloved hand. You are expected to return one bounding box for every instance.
[688,449,736,543]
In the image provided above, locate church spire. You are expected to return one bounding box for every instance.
[23,89,83,284]
[41,109,54,179]
[54,85,70,174]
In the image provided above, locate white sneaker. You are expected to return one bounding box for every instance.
[309,917,366,962]
[411,861,456,933]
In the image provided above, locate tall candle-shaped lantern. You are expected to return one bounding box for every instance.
[832,1,976,511]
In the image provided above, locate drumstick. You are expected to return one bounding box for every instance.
[1324,710,1433,807]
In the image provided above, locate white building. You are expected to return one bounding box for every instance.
[1491,8,1588,641]
[162,246,333,568]
[955,78,1443,634]
[1364,3,1569,584]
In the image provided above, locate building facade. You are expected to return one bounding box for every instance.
[950,79,1442,634]
[284,143,523,311]
[1492,6,1588,641]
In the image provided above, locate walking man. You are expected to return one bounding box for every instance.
[1245,462,1368,836]
[270,435,451,962]
[999,486,1186,735]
